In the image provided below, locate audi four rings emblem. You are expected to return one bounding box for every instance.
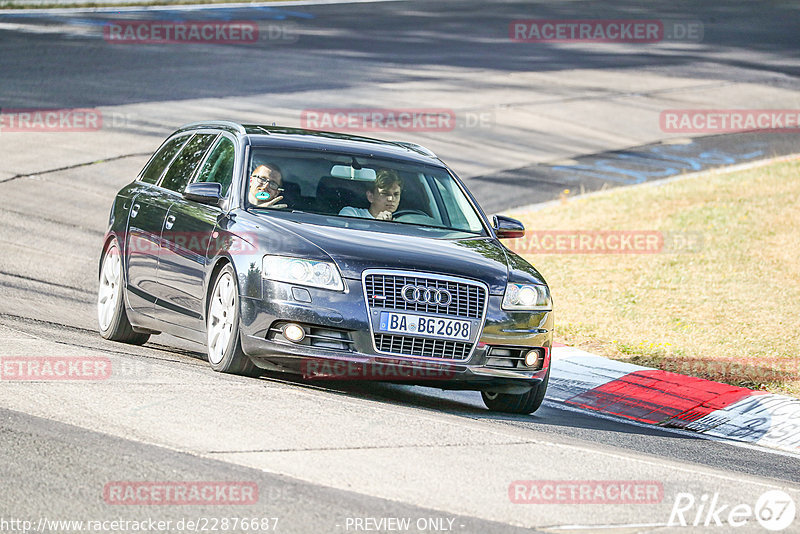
[401,285,452,306]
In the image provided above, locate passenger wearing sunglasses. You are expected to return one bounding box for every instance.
[248,164,287,208]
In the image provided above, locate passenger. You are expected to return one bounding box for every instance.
[248,164,287,208]
[339,169,403,221]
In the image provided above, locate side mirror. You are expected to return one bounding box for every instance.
[183,182,222,205]
[493,215,525,239]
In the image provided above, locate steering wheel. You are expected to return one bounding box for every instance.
[392,209,430,219]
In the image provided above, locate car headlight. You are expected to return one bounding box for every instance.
[262,256,344,291]
[502,283,552,311]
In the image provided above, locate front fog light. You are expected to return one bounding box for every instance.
[283,323,306,343]
[524,349,541,368]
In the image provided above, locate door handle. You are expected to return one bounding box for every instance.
[165,215,176,230]
[130,203,140,218]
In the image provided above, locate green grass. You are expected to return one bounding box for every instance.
[508,158,800,396]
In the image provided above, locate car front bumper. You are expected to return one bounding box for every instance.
[239,277,552,393]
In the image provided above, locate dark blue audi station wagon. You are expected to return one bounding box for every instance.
[98,121,553,414]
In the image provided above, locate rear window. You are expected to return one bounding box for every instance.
[193,136,236,196]
[160,133,217,193]
[139,135,189,184]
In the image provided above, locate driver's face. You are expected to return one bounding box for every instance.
[367,184,402,213]
[248,167,282,205]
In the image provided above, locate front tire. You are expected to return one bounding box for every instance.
[206,264,259,376]
[97,240,150,345]
[481,369,550,415]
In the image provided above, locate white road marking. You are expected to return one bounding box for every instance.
[545,399,800,461]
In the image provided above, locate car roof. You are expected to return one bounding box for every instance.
[175,121,444,167]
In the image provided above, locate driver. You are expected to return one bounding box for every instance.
[339,169,403,220]
[248,163,287,208]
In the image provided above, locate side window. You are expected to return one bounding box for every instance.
[193,136,236,196]
[140,135,189,184]
[433,176,482,232]
[159,133,216,193]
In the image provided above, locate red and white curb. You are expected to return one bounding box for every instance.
[549,344,800,454]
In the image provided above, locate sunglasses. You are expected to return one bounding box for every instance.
[250,175,284,192]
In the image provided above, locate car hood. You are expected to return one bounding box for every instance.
[260,217,519,293]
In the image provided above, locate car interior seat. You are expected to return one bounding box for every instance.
[315,176,371,215]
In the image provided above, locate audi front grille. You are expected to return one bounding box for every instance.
[363,271,488,361]
[374,334,472,359]
[364,272,485,319]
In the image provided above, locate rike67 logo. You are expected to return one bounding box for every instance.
[669,490,796,531]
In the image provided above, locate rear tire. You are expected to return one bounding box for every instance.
[206,264,259,376]
[481,368,550,415]
[97,240,150,345]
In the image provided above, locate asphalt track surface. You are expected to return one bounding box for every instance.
[1,1,800,532]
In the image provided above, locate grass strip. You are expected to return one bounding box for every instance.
[508,159,800,397]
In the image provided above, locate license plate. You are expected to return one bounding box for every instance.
[378,312,471,341]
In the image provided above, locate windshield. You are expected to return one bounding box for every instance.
[245,148,486,235]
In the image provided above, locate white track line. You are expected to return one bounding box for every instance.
[544,399,800,461]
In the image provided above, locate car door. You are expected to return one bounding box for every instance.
[151,132,223,331]
[125,134,190,317]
